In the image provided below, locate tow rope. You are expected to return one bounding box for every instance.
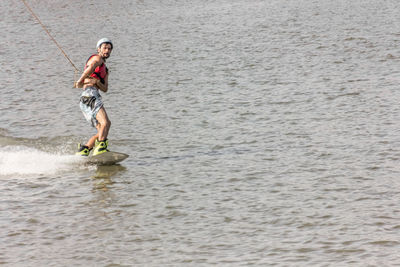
[22,0,80,82]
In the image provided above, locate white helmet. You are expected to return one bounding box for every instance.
[96,38,113,49]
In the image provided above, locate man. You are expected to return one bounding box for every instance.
[74,38,113,156]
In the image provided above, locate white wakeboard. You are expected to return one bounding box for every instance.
[83,151,129,165]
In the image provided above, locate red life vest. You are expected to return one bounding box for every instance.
[85,54,108,84]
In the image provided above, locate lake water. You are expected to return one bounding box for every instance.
[2,0,400,265]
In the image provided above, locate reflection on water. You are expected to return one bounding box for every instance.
[91,165,127,191]
[93,165,127,179]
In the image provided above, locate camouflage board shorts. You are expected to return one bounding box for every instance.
[79,87,103,127]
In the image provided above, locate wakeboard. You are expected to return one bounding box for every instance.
[83,151,129,165]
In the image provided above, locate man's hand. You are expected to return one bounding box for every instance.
[74,81,82,88]
[84,77,98,87]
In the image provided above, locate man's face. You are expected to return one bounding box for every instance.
[98,43,112,59]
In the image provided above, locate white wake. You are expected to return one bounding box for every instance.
[0,146,84,176]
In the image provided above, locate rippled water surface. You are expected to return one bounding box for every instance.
[2,0,400,265]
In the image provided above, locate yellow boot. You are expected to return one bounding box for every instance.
[93,139,109,156]
[76,144,91,156]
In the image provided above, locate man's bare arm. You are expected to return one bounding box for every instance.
[95,74,108,92]
[74,56,102,88]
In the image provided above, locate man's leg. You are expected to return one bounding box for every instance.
[96,107,111,141]
[92,107,111,155]
[85,132,99,149]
